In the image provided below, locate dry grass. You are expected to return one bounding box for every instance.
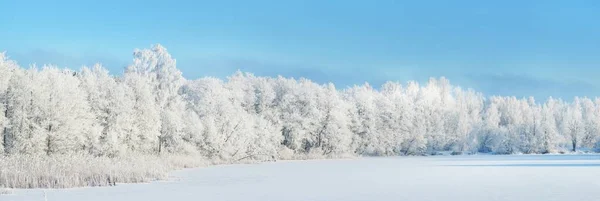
[0,188,12,195]
[0,152,349,189]
[0,154,206,189]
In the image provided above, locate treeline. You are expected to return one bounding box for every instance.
[1,45,599,161]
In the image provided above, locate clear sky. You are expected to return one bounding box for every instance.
[1,0,599,100]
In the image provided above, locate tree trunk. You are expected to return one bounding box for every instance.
[158,136,163,153]
[1,127,6,154]
[2,107,7,153]
[46,125,53,155]
[46,136,52,155]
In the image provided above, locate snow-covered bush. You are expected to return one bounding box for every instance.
[0,154,205,188]
[0,188,12,195]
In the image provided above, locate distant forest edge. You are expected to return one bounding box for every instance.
[1,45,599,161]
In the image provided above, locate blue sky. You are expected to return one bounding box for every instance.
[1,0,600,100]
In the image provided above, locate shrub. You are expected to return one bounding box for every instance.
[0,188,12,195]
[0,154,206,189]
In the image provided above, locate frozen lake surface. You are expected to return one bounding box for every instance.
[4,154,600,201]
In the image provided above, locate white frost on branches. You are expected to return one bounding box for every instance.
[0,45,599,161]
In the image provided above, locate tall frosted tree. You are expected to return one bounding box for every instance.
[124,72,161,153]
[375,82,412,155]
[448,88,484,153]
[564,98,584,152]
[478,100,502,153]
[401,81,427,155]
[521,97,541,153]
[539,99,560,153]
[184,78,263,160]
[80,64,136,156]
[126,45,186,153]
[345,83,380,155]
[3,67,94,155]
[420,78,450,153]
[35,67,94,155]
[225,73,281,159]
[3,69,40,154]
[314,83,353,155]
[0,53,19,154]
[580,98,600,149]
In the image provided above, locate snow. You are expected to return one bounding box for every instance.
[3,154,600,201]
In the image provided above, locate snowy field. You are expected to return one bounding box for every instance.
[3,154,600,201]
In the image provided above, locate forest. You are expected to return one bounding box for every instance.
[1,45,599,187]
[2,45,599,159]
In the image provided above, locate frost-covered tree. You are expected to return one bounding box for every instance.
[580,98,600,149]
[563,98,584,152]
[79,65,136,156]
[539,99,560,153]
[3,69,39,154]
[273,78,319,154]
[478,100,502,153]
[36,67,94,155]
[401,81,427,155]
[314,83,353,155]
[375,82,411,155]
[126,45,186,153]
[124,72,160,153]
[345,83,380,155]
[448,88,484,153]
[223,72,281,159]
[0,53,19,154]
[3,67,93,155]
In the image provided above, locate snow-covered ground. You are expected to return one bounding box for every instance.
[3,154,600,201]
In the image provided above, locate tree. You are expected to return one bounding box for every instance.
[185,78,251,160]
[79,65,136,156]
[401,81,427,155]
[37,67,95,155]
[3,67,94,155]
[478,100,502,153]
[539,99,560,153]
[0,53,19,154]
[126,45,186,153]
[3,69,40,154]
[580,97,599,150]
[345,83,380,155]
[377,81,410,155]
[448,88,484,153]
[563,98,584,152]
[124,72,160,153]
[521,97,541,154]
[314,83,353,156]
[223,72,281,159]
